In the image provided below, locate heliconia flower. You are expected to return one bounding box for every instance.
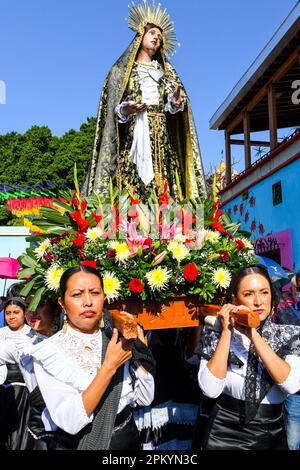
[34,239,51,260]
[212,268,231,289]
[204,229,221,244]
[86,227,103,242]
[234,239,246,251]
[151,250,167,266]
[240,237,254,250]
[168,240,189,262]
[103,272,121,302]
[45,264,65,291]
[145,267,172,292]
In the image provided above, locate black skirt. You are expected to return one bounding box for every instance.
[192,393,288,450]
[0,364,30,450]
[50,405,141,450]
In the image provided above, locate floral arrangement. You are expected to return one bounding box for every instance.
[17,169,257,311]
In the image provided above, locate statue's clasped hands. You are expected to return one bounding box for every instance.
[122,100,148,117]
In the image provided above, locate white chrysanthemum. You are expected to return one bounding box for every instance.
[108,241,130,263]
[145,267,172,291]
[86,227,103,242]
[45,264,64,291]
[34,239,51,260]
[173,233,187,243]
[103,272,121,302]
[204,229,221,244]
[167,240,189,262]
[241,237,254,250]
[211,268,231,289]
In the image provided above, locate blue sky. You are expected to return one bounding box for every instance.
[0,0,297,174]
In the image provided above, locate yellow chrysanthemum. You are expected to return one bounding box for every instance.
[108,241,130,263]
[86,227,103,242]
[45,265,64,291]
[145,267,172,291]
[103,272,121,302]
[204,229,221,244]
[168,240,189,262]
[34,239,51,260]
[212,268,231,289]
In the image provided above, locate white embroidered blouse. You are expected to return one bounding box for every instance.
[198,328,300,403]
[32,325,155,435]
[0,324,45,390]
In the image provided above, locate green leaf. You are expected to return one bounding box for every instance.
[28,287,47,311]
[17,267,35,278]
[19,278,36,296]
[53,200,72,212]
[19,254,38,268]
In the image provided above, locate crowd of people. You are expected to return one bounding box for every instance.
[0,263,300,451]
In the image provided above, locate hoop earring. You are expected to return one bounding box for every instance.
[63,311,68,334]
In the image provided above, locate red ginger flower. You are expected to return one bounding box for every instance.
[234,239,246,251]
[129,278,144,294]
[183,263,199,282]
[72,233,85,248]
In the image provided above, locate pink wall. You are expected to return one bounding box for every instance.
[254,229,293,270]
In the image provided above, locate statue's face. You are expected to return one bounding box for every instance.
[141,27,163,56]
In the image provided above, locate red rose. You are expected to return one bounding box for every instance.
[80,260,97,269]
[183,263,199,282]
[72,233,85,248]
[144,237,153,247]
[234,239,246,251]
[129,278,144,294]
[217,250,230,262]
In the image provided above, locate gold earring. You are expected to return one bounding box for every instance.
[99,317,104,329]
[63,312,68,333]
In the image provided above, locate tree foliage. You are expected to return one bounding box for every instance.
[0,117,96,225]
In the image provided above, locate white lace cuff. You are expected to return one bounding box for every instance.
[115,102,130,123]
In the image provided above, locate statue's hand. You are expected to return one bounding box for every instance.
[171,85,185,108]
[122,100,147,117]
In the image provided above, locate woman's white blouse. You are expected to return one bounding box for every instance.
[32,326,155,435]
[198,328,300,403]
[0,325,44,390]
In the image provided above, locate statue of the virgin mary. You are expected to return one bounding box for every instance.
[83,0,207,200]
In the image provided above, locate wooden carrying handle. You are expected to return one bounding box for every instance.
[200,304,260,328]
[110,310,138,340]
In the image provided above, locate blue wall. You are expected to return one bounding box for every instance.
[222,158,300,271]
